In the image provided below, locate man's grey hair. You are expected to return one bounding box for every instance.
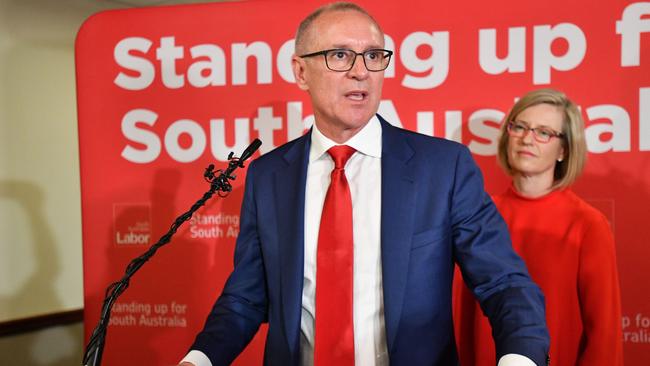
[294,2,384,55]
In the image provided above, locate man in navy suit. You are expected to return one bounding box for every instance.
[180,2,549,366]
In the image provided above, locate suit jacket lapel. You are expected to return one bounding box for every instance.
[275,132,311,357]
[379,117,416,353]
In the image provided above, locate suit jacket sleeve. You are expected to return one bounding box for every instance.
[190,160,268,365]
[451,146,550,365]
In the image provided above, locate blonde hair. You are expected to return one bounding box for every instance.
[497,88,587,190]
[294,2,383,55]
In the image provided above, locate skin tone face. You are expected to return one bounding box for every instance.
[507,103,565,197]
[292,10,385,143]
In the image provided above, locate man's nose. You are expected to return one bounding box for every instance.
[347,54,369,78]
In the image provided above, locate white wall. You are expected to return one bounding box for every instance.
[0,0,89,322]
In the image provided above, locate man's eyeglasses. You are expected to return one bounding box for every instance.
[506,121,564,143]
[299,48,393,72]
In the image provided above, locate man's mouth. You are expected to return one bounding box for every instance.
[345,91,368,101]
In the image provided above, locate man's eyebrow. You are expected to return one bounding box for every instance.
[329,43,384,50]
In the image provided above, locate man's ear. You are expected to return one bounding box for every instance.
[292,55,309,91]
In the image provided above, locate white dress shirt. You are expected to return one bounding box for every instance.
[181,116,536,366]
[301,116,387,366]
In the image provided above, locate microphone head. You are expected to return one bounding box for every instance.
[239,138,262,163]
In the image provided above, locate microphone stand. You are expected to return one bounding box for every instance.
[82,139,261,366]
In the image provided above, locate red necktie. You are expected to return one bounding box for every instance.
[314,145,356,366]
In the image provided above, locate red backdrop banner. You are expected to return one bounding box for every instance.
[76,0,650,364]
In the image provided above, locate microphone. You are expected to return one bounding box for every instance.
[238,138,262,166]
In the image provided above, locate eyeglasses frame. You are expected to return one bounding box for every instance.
[506,121,564,143]
[299,48,393,72]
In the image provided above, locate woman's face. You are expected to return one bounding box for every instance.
[507,103,565,180]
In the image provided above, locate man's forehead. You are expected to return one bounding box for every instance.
[308,10,384,47]
[313,10,379,31]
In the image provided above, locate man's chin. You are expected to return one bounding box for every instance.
[341,119,372,132]
[340,110,375,126]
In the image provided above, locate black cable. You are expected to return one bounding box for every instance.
[83,139,261,366]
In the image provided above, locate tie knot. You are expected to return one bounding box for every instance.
[327,145,356,169]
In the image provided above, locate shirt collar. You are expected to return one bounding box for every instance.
[309,115,382,163]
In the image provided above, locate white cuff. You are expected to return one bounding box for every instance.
[180,350,213,366]
[497,353,537,366]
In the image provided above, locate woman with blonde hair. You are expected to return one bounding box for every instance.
[454,88,623,366]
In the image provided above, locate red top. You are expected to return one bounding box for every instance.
[454,186,624,366]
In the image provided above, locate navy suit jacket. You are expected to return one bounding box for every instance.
[191,116,549,366]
